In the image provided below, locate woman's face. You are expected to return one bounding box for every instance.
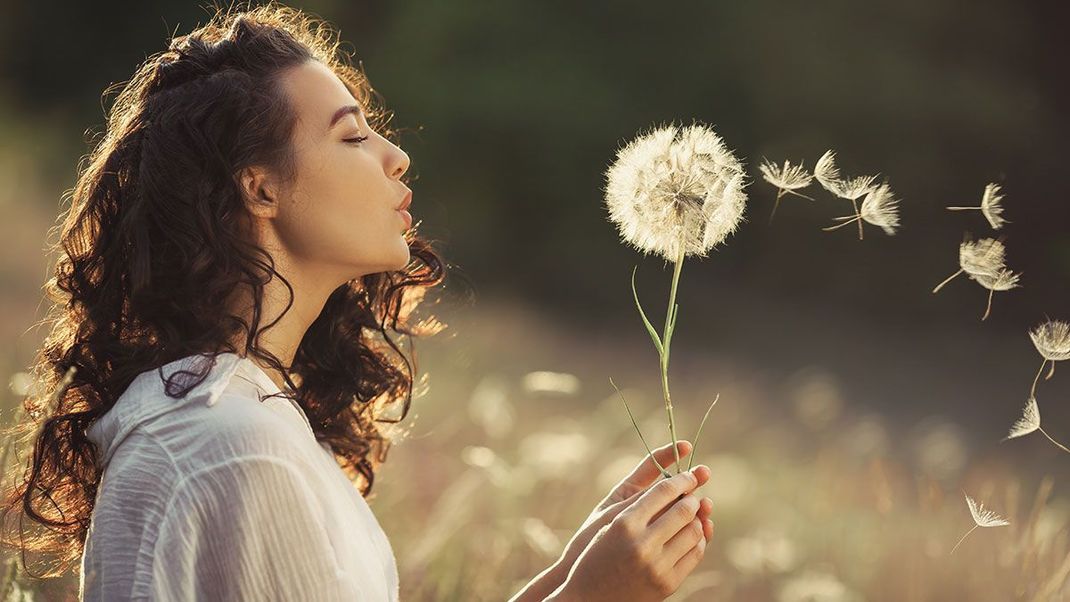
[255,59,412,284]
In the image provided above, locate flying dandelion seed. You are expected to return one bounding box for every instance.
[1003,397,1070,454]
[951,493,1010,555]
[813,149,841,190]
[971,268,1021,321]
[822,181,900,236]
[931,238,1020,320]
[813,149,879,239]
[759,158,814,223]
[604,121,745,473]
[1027,320,1070,398]
[946,183,1008,230]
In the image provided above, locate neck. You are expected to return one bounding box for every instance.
[230,257,346,393]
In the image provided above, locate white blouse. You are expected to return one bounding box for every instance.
[80,351,399,601]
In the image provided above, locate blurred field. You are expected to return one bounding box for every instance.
[3,284,1070,600]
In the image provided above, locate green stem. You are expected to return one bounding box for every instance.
[662,240,686,474]
[610,377,672,479]
[687,394,719,471]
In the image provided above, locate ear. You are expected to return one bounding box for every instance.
[237,165,280,219]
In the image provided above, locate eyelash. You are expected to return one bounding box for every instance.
[344,135,370,145]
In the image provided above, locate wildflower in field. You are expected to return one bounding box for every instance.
[931,238,1021,320]
[1003,397,1070,453]
[1027,319,1070,398]
[951,493,1010,555]
[946,183,1008,230]
[759,158,814,222]
[813,149,879,239]
[604,121,745,473]
[822,181,900,236]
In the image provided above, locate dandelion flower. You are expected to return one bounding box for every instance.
[1027,320,1070,398]
[932,238,1020,320]
[604,122,748,263]
[759,158,814,222]
[1003,397,1070,453]
[822,181,901,236]
[947,183,1008,230]
[813,149,879,239]
[605,122,745,473]
[950,493,1009,555]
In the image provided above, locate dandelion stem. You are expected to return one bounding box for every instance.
[982,288,994,321]
[1038,427,1070,454]
[1030,359,1047,399]
[786,189,815,201]
[932,270,963,294]
[851,198,864,240]
[661,241,686,474]
[610,377,673,479]
[946,206,981,211]
[769,190,784,224]
[1046,360,1056,380]
[950,525,978,555]
[687,394,719,472]
[822,217,861,232]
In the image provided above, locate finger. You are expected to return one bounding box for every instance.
[671,535,707,582]
[697,498,714,542]
[662,518,705,565]
[601,488,645,521]
[622,441,692,488]
[649,493,702,544]
[692,465,710,488]
[648,467,710,525]
[625,470,699,525]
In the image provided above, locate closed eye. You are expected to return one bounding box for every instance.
[344,135,369,145]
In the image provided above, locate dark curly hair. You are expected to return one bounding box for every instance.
[0,1,451,580]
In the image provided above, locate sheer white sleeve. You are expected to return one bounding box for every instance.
[151,455,369,602]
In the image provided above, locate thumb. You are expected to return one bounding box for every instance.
[622,440,692,487]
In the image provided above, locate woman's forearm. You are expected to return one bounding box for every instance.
[508,558,570,602]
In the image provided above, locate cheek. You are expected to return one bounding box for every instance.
[279,175,390,264]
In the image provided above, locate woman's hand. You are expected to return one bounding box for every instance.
[559,441,714,575]
[549,468,712,601]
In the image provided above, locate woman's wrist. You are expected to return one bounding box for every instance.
[508,557,570,602]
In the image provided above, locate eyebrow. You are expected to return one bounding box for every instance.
[328,105,363,130]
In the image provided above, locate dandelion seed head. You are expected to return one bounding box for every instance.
[958,238,1007,278]
[1029,320,1070,362]
[813,149,877,200]
[971,267,1021,292]
[964,493,1010,528]
[859,182,900,235]
[760,159,813,191]
[814,149,840,189]
[1005,397,1041,440]
[829,174,879,201]
[980,183,1007,230]
[605,122,748,261]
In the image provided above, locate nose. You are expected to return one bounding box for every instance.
[387,144,410,180]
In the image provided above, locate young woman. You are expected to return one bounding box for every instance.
[0,3,714,600]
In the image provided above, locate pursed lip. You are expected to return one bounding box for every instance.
[397,189,412,211]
